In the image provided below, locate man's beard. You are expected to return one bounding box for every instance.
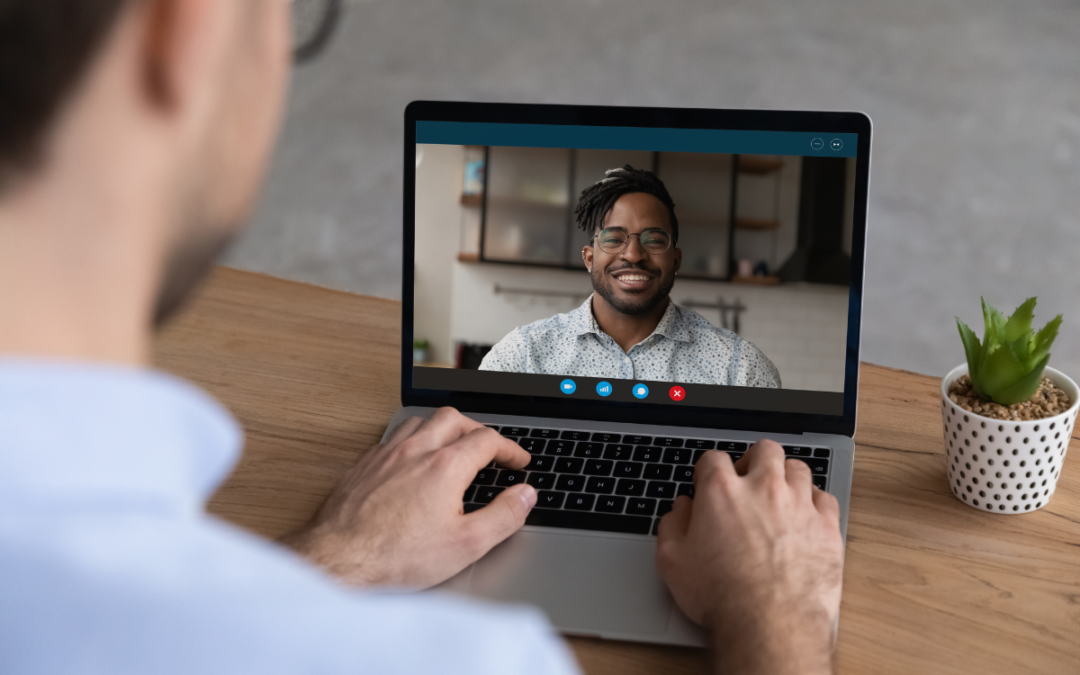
[153,226,237,327]
[591,263,675,316]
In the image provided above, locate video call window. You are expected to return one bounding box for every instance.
[412,130,856,411]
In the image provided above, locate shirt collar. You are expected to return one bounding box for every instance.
[567,295,692,344]
[0,359,242,515]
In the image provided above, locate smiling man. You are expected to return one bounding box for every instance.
[480,165,781,388]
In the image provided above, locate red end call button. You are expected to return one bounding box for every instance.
[668,386,686,401]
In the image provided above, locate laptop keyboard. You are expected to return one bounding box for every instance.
[464,425,832,536]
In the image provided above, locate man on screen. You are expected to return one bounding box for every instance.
[480,166,781,388]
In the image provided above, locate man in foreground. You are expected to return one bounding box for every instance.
[480,166,781,389]
[0,2,843,674]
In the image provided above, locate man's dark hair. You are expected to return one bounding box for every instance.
[573,164,679,244]
[0,0,129,190]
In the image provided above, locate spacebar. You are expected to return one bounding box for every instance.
[525,509,652,534]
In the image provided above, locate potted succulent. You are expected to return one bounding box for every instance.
[413,338,430,364]
[942,298,1077,513]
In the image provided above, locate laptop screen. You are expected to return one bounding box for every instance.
[405,106,867,429]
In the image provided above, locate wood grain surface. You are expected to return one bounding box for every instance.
[155,267,1080,675]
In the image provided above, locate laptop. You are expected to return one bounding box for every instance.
[384,101,871,646]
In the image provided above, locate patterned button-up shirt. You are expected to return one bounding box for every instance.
[479,296,781,388]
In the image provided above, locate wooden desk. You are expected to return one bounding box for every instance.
[155,267,1080,675]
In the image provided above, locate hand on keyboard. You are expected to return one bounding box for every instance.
[281,408,536,588]
[655,440,843,675]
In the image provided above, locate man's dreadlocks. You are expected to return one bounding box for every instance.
[573,165,679,244]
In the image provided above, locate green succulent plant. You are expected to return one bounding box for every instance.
[956,297,1062,406]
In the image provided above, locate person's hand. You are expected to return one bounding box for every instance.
[282,408,537,589]
[656,440,843,675]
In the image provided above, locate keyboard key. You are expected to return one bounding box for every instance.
[643,464,673,480]
[814,448,832,458]
[565,493,596,511]
[633,446,661,463]
[530,428,560,439]
[518,437,547,454]
[717,441,749,452]
[784,445,814,457]
[554,457,584,474]
[484,425,500,431]
[475,486,504,503]
[693,449,708,464]
[616,478,646,497]
[729,453,744,463]
[556,474,587,491]
[546,440,575,456]
[657,499,674,517]
[464,503,483,514]
[677,483,695,498]
[500,426,530,437]
[472,468,497,485]
[627,497,657,516]
[655,437,684,447]
[525,509,651,534]
[574,442,605,458]
[525,455,555,472]
[685,439,716,450]
[591,432,622,443]
[623,434,653,445]
[662,447,691,464]
[791,457,829,475]
[813,475,827,489]
[595,495,626,513]
[614,461,643,478]
[536,490,565,509]
[496,470,527,487]
[486,460,496,468]
[603,444,634,460]
[585,476,616,494]
[560,430,591,441]
[464,485,476,502]
[583,459,613,476]
[527,472,557,490]
[646,481,677,499]
[673,465,695,482]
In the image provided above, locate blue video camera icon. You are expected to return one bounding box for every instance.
[560,379,577,394]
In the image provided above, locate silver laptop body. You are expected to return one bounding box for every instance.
[391,102,872,646]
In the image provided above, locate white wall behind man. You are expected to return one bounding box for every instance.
[226,0,1080,379]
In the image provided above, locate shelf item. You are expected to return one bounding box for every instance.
[738,156,784,174]
[735,216,781,231]
[731,275,781,285]
[460,194,482,207]
[457,252,480,263]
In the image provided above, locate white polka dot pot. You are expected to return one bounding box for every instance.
[942,364,1078,514]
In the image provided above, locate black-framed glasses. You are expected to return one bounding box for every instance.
[591,227,673,255]
[291,0,343,64]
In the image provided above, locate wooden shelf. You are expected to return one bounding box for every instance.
[738,156,784,174]
[735,216,781,230]
[460,193,482,207]
[732,275,781,285]
[457,252,480,263]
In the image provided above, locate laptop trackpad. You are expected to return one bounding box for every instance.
[465,529,673,636]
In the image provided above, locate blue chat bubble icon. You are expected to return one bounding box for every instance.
[632,383,649,399]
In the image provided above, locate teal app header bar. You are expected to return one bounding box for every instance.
[416,121,858,158]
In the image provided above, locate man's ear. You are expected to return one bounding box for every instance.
[142,0,225,110]
[582,244,594,272]
[673,247,682,274]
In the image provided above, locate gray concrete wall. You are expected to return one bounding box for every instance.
[225,0,1080,380]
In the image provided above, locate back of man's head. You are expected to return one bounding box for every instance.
[0,1,130,193]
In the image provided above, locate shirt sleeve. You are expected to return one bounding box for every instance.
[733,339,782,388]
[479,328,527,372]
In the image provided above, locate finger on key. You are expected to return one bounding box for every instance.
[444,427,531,479]
[737,439,786,477]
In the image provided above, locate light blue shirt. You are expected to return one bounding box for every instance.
[480,296,781,388]
[0,360,579,675]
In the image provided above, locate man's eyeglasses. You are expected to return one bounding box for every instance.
[291,0,342,64]
[591,227,674,255]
